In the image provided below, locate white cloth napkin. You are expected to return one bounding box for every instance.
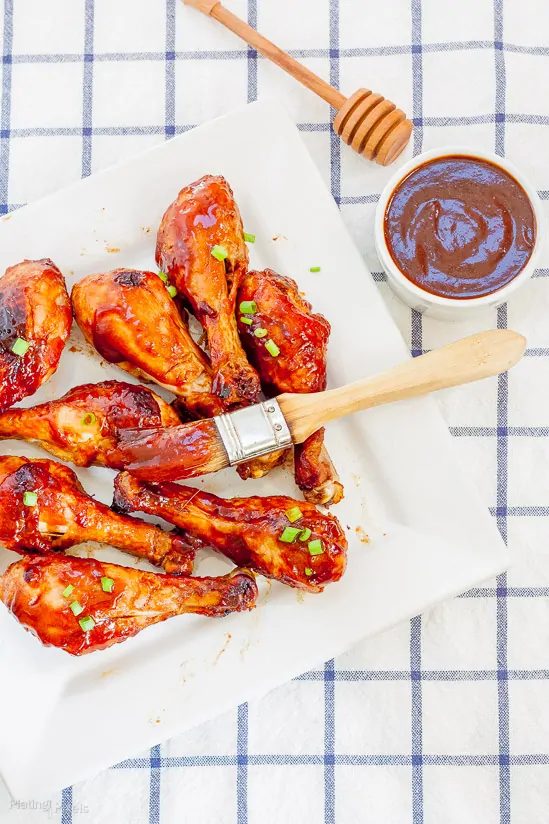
[1,0,549,822]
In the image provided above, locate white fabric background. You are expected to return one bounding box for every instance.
[1,0,549,822]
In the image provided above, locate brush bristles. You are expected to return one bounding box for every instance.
[116,420,229,483]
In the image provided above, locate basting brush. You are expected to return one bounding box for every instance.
[116,330,525,483]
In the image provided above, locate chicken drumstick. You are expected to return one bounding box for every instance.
[0,456,193,574]
[114,472,347,592]
[237,269,344,506]
[156,175,261,407]
[72,268,225,418]
[0,554,257,655]
[0,380,181,469]
[0,258,71,413]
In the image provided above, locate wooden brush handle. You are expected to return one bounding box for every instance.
[279,330,526,444]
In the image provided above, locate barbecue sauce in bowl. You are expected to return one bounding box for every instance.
[383,155,536,299]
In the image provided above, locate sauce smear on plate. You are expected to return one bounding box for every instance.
[384,155,536,299]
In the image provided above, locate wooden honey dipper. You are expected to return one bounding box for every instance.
[183,0,413,165]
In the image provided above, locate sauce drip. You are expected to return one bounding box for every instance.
[384,155,536,299]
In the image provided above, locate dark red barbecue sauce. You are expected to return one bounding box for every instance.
[384,155,536,299]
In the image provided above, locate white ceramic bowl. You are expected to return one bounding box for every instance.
[374,147,545,321]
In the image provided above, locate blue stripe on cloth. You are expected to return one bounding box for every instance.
[149,744,161,824]
[8,40,549,65]
[325,3,340,817]
[165,0,176,138]
[2,111,549,141]
[111,751,549,769]
[82,0,94,177]
[237,703,248,824]
[0,0,13,214]
[410,615,424,824]
[324,659,336,824]
[410,2,424,816]
[494,9,511,821]
[247,0,258,102]
[61,786,73,824]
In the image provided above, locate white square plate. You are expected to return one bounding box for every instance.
[0,100,508,797]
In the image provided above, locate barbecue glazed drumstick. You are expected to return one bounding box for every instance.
[72,269,225,418]
[0,456,193,574]
[114,473,348,592]
[236,269,343,505]
[0,259,71,413]
[0,380,181,469]
[0,554,258,655]
[156,175,261,407]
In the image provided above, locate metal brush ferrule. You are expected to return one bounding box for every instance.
[214,399,292,465]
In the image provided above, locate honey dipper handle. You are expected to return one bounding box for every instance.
[279,330,527,443]
[184,0,346,109]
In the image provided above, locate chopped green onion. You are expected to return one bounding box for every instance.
[254,328,267,338]
[244,232,256,243]
[265,339,280,357]
[11,337,29,357]
[240,316,253,326]
[239,300,257,315]
[167,285,178,298]
[308,539,324,556]
[310,266,321,273]
[79,616,95,632]
[299,527,312,542]
[62,584,74,598]
[23,491,37,507]
[81,411,96,426]
[101,577,115,593]
[211,245,228,262]
[286,506,303,523]
[157,271,168,283]
[305,567,313,576]
[70,601,84,617]
[280,526,301,543]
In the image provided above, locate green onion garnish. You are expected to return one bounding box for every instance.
[11,337,29,357]
[308,539,324,556]
[265,339,280,357]
[167,285,177,298]
[81,411,96,426]
[79,616,95,632]
[23,491,37,507]
[254,328,267,338]
[244,232,256,243]
[70,601,84,617]
[101,577,115,593]
[280,526,301,543]
[239,300,257,315]
[62,584,74,598]
[310,266,321,273]
[305,567,313,576]
[286,506,303,523]
[299,527,312,542]
[157,271,168,283]
[240,316,253,326]
[211,245,228,262]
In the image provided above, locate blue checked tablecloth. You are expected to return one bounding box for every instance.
[1,0,549,822]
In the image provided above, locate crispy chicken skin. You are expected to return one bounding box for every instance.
[156,175,261,407]
[237,269,344,505]
[0,554,258,655]
[114,473,348,592]
[0,259,71,412]
[0,380,181,469]
[0,456,194,574]
[72,269,225,418]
